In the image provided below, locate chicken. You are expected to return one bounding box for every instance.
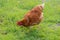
[17,3,44,27]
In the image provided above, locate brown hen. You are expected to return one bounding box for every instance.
[17,3,44,27]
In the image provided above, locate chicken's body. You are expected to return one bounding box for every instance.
[17,4,44,27]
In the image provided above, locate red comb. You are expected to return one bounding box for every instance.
[17,21,23,26]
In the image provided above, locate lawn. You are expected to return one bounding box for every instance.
[0,0,60,40]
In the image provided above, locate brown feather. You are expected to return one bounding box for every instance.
[17,4,44,27]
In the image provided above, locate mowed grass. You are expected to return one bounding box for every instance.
[0,0,60,40]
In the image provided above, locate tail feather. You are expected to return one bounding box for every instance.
[41,0,45,8]
[41,3,45,8]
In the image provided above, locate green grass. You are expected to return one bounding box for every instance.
[0,0,60,40]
